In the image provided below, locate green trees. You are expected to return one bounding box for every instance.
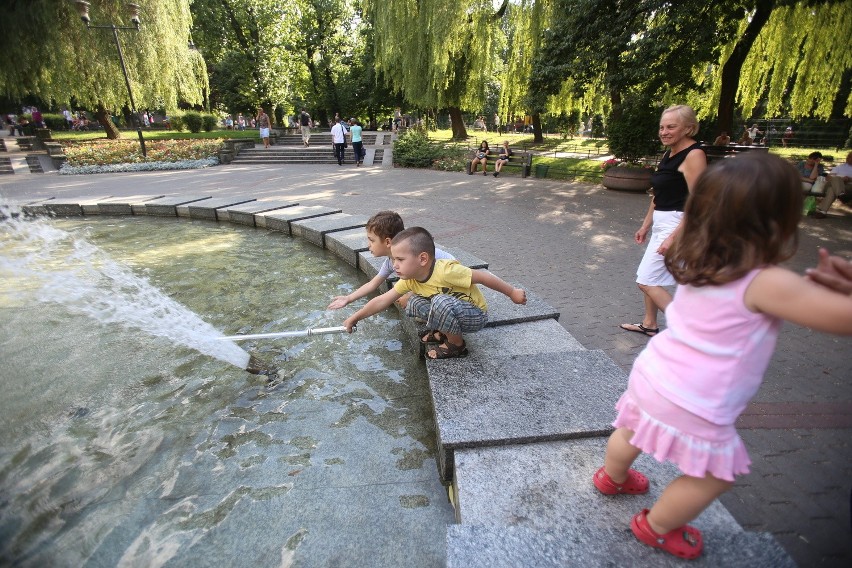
[0,0,207,138]
[364,0,501,140]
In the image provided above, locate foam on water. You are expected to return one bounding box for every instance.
[0,208,251,369]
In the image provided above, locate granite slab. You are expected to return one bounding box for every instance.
[447,524,794,568]
[358,251,388,279]
[325,227,370,267]
[427,349,626,481]
[290,213,369,247]
[223,200,299,225]
[479,284,559,327]
[357,246,487,281]
[438,245,488,270]
[143,195,212,217]
[20,197,56,216]
[452,438,737,530]
[398,313,581,360]
[185,197,257,220]
[255,205,343,234]
[42,196,114,216]
[95,195,166,216]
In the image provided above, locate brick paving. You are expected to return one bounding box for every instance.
[1,153,850,566]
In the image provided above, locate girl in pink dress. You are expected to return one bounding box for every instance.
[594,152,852,559]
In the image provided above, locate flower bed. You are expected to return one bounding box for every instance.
[59,157,219,175]
[58,138,223,175]
[61,138,223,167]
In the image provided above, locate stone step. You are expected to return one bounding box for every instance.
[0,156,13,174]
[449,437,794,566]
[425,348,623,482]
[25,155,44,173]
[447,523,794,568]
[0,138,7,151]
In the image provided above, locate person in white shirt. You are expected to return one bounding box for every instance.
[813,151,852,218]
[331,119,347,165]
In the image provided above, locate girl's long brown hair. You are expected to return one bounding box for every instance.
[665,152,803,286]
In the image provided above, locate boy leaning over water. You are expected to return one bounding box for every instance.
[342,227,527,359]
[327,211,454,310]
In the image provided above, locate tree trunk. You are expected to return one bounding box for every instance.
[716,0,774,136]
[96,104,121,140]
[449,107,468,140]
[532,113,543,143]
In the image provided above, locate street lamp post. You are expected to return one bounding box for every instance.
[72,1,146,158]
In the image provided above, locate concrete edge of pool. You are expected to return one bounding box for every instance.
[14,193,795,567]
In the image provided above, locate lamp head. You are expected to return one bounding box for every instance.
[72,0,91,24]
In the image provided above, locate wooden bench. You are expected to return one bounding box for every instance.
[703,144,769,163]
[466,149,532,178]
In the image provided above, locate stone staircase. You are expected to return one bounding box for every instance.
[231,131,392,166]
[0,156,12,174]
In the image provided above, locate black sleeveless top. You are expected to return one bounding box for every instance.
[650,142,704,211]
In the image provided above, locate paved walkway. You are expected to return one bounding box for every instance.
[1,152,850,566]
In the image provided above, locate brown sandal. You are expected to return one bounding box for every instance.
[425,340,468,360]
[420,330,448,345]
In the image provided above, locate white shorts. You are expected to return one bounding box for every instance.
[636,210,683,286]
[259,127,270,138]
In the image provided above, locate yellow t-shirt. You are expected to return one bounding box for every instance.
[393,260,487,311]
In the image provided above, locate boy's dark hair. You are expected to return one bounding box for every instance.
[665,152,802,287]
[366,211,404,240]
[808,151,823,160]
[391,227,436,258]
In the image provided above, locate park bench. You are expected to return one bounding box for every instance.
[466,148,532,178]
[702,143,769,163]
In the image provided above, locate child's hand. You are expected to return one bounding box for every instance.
[327,295,349,310]
[806,248,852,295]
[343,317,358,333]
[510,288,527,305]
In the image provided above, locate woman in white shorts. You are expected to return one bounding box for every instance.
[620,105,707,337]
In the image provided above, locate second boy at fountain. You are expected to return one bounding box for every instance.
[342,227,527,359]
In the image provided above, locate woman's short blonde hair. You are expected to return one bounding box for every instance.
[661,105,699,137]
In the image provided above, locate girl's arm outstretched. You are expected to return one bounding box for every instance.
[746,266,852,335]
[471,270,527,305]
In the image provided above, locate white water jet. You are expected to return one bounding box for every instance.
[0,209,250,369]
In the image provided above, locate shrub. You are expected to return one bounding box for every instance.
[43,113,67,130]
[169,114,185,131]
[182,111,204,133]
[202,114,217,132]
[606,94,660,164]
[393,129,447,168]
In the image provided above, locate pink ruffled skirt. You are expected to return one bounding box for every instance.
[613,371,751,482]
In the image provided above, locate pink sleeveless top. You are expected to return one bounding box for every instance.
[632,269,781,425]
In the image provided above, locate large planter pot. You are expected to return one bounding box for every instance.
[602,167,653,193]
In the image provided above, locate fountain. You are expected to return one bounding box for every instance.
[0,212,453,566]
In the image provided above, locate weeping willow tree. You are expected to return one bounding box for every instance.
[364,0,500,140]
[497,0,550,142]
[735,2,851,120]
[0,0,207,138]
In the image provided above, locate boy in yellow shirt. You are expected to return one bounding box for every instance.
[342,227,526,359]
[327,211,454,311]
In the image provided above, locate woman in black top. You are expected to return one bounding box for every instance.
[620,105,707,337]
[470,140,490,175]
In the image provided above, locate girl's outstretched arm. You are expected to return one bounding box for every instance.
[746,266,852,335]
[471,270,527,305]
